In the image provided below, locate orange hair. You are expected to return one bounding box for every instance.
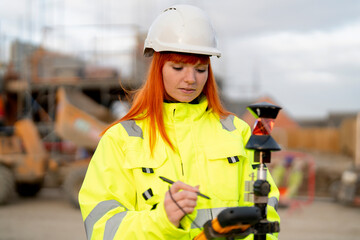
[107,52,230,152]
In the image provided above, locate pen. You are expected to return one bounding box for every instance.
[159,176,210,200]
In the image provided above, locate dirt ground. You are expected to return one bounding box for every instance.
[0,188,360,240]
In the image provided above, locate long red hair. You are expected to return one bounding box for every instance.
[107,52,230,152]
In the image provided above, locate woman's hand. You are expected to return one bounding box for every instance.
[164,181,199,228]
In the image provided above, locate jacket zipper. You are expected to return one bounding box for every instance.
[173,108,185,177]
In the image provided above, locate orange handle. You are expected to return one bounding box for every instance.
[193,218,251,240]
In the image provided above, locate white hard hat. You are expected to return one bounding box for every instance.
[144,5,221,57]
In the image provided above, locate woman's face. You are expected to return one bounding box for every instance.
[162,61,208,102]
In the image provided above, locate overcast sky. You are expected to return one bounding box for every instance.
[1,0,359,119]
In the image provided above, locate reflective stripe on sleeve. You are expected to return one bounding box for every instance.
[192,204,279,229]
[268,197,279,211]
[120,120,143,138]
[220,115,236,132]
[191,207,226,229]
[103,211,127,240]
[84,200,128,240]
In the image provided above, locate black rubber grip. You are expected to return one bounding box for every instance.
[217,207,261,227]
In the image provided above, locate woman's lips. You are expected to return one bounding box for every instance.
[180,88,196,94]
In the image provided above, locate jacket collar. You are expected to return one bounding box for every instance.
[163,95,209,123]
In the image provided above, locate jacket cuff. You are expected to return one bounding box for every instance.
[152,201,189,238]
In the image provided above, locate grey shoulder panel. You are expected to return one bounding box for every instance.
[220,114,236,132]
[120,120,143,139]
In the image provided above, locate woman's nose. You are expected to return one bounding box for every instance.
[184,67,196,84]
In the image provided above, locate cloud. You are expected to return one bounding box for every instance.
[1,0,359,118]
[221,20,360,118]
[206,0,360,36]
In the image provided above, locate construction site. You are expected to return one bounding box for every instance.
[0,24,149,207]
[1,2,360,240]
[0,31,359,240]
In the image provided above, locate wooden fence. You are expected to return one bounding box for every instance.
[272,125,350,155]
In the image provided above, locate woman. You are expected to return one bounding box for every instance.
[79,4,280,240]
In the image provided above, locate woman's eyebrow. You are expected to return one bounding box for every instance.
[195,63,209,67]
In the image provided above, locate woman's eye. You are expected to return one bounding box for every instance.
[196,68,207,73]
[172,66,183,71]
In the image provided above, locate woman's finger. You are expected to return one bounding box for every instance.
[169,181,199,195]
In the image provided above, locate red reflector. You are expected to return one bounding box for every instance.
[252,118,274,135]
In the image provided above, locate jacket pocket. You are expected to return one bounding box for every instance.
[204,141,247,201]
[122,148,168,210]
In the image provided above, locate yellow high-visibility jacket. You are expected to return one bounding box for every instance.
[79,97,280,239]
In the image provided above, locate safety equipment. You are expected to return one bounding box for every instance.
[79,97,279,239]
[144,5,221,57]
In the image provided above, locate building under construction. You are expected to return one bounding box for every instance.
[0,24,148,206]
